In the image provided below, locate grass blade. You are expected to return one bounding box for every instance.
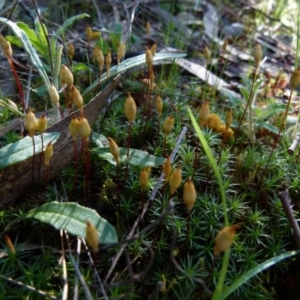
[188,108,229,300]
[220,250,300,299]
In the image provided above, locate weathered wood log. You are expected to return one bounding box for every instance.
[0,76,120,208]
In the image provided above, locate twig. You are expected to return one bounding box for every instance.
[25,65,33,109]
[0,274,58,300]
[64,232,93,300]
[72,238,81,300]
[278,190,300,250]
[104,202,174,283]
[288,135,300,155]
[108,240,154,289]
[105,126,187,282]
[101,202,174,252]
[91,0,103,28]
[104,127,187,282]
[81,238,109,300]
[60,230,68,300]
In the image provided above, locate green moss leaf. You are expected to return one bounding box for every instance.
[23,201,117,244]
[0,132,60,169]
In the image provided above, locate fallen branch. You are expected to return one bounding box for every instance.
[0,76,120,208]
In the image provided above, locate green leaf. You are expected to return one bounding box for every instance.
[0,133,60,169]
[220,250,300,299]
[83,52,187,97]
[0,17,51,91]
[253,79,264,94]
[6,22,44,54]
[56,13,89,36]
[23,201,117,244]
[241,75,252,90]
[110,23,123,50]
[255,102,287,121]
[240,87,249,100]
[256,121,280,134]
[5,22,43,54]
[92,132,165,167]
[92,132,109,147]
[35,21,48,55]
[73,62,94,72]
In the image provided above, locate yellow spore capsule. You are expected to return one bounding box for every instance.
[145,46,153,70]
[92,46,99,62]
[49,85,60,106]
[169,166,182,195]
[219,125,234,140]
[253,43,262,68]
[155,95,163,117]
[225,109,232,130]
[204,113,222,131]
[0,35,12,57]
[91,31,100,40]
[94,47,104,72]
[44,142,53,165]
[198,101,209,127]
[163,156,172,182]
[150,43,157,57]
[124,93,137,123]
[145,166,151,177]
[68,43,75,60]
[108,137,120,165]
[6,99,18,111]
[162,116,174,135]
[78,117,91,141]
[204,46,211,62]
[24,108,37,137]
[117,43,126,64]
[290,68,300,90]
[72,85,84,115]
[86,26,93,41]
[214,225,240,256]
[69,116,79,139]
[146,20,151,34]
[183,177,196,211]
[36,114,47,134]
[139,168,149,191]
[86,220,99,253]
[60,65,74,86]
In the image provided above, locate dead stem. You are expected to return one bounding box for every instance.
[278,190,300,249]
